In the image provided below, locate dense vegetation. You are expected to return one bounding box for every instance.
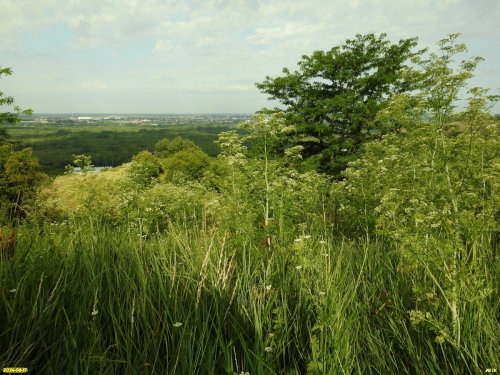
[256,33,421,176]
[1,34,498,374]
[7,123,235,175]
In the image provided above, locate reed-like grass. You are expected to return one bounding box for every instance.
[1,217,497,374]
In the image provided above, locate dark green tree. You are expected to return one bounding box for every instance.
[0,145,47,220]
[0,67,44,221]
[256,33,420,175]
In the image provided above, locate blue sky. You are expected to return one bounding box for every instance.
[1,0,499,114]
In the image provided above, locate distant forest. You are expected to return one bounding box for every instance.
[8,122,237,175]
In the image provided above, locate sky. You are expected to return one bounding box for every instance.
[1,0,499,114]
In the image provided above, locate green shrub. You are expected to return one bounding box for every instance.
[0,145,47,221]
[154,136,200,158]
[126,151,162,187]
[161,148,211,182]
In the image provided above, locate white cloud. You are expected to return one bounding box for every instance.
[0,0,56,49]
[1,0,499,113]
[154,39,176,52]
[77,80,110,91]
[249,22,326,46]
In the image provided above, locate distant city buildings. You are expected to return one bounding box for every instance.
[19,113,251,126]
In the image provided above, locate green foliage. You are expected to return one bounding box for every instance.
[122,136,213,183]
[256,33,420,175]
[333,34,499,351]
[126,151,161,187]
[0,145,47,221]
[0,67,32,142]
[0,34,497,374]
[9,123,232,175]
[212,113,330,246]
[154,136,200,158]
[75,173,129,224]
[0,67,47,223]
[241,112,298,158]
[3,208,495,373]
[162,148,211,181]
[127,182,215,233]
[65,153,94,174]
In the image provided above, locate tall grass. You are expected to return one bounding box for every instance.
[1,217,498,374]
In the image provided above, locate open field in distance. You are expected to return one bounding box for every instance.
[8,114,249,175]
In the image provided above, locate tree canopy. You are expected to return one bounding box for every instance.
[256,33,420,175]
[154,136,200,158]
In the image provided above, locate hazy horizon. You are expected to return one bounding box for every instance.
[27,112,253,115]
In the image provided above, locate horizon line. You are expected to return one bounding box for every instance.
[30,112,254,115]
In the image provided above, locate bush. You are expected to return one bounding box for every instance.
[162,148,211,181]
[126,151,162,187]
[154,136,200,158]
[0,145,47,221]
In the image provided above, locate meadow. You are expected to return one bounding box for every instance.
[2,110,498,373]
[1,35,498,374]
[2,162,498,374]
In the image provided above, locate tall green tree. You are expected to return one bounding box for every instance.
[256,33,420,175]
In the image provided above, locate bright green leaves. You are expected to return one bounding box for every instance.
[152,136,211,182]
[127,151,162,187]
[241,112,297,158]
[256,33,420,175]
[409,34,487,123]
[215,130,247,162]
[154,136,200,158]
[162,148,211,181]
[333,34,499,346]
[212,113,330,243]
